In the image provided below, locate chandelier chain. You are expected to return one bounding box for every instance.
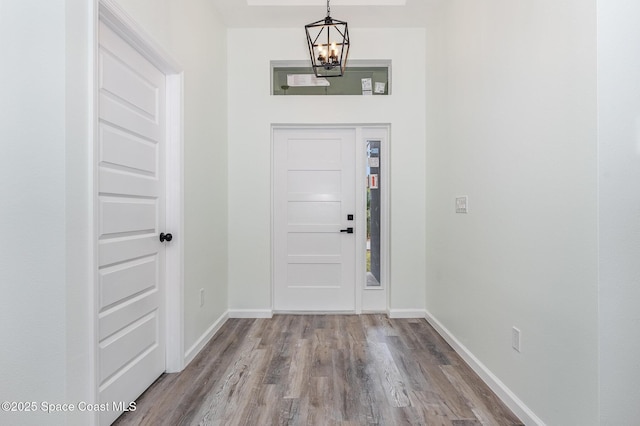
[327,0,330,17]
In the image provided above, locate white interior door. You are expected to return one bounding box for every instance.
[273,128,356,311]
[97,20,167,425]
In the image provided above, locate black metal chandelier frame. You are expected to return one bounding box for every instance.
[305,0,350,77]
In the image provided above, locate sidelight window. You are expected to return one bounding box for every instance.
[366,140,381,287]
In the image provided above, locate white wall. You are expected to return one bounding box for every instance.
[597,1,640,424]
[227,28,426,313]
[115,0,229,357]
[425,1,598,424]
[0,1,68,425]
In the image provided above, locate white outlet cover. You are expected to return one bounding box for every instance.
[455,196,468,214]
[512,327,521,352]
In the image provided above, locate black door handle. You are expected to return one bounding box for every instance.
[159,232,173,242]
[340,227,354,234]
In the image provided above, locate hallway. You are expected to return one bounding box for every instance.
[114,315,522,425]
[6,1,638,424]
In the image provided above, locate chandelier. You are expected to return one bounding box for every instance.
[305,0,350,77]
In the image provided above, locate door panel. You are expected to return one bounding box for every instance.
[287,233,341,256]
[99,198,157,235]
[100,125,158,174]
[287,170,341,195]
[98,235,158,266]
[98,350,163,422]
[287,201,341,224]
[99,168,159,198]
[97,21,166,425]
[287,138,342,168]
[287,263,342,286]
[99,291,160,340]
[274,128,356,311]
[100,94,161,140]
[99,257,157,309]
[99,313,159,382]
[100,52,159,118]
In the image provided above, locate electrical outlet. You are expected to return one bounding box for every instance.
[512,327,521,352]
[455,196,468,214]
[200,288,205,308]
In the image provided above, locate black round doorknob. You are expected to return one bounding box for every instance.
[159,232,173,242]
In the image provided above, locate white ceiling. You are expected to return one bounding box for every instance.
[247,0,407,5]
[211,0,442,28]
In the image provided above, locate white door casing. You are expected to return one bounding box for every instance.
[273,128,357,311]
[96,14,171,425]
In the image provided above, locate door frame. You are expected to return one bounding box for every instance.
[93,0,185,407]
[270,124,390,314]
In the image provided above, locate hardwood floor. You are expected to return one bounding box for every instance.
[113,315,523,426]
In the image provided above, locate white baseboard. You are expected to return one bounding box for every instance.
[424,310,545,426]
[183,310,229,366]
[388,308,428,318]
[228,309,273,318]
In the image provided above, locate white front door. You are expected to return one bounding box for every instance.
[97,20,167,425]
[273,128,356,311]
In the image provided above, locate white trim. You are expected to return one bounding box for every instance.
[96,0,185,377]
[89,3,99,424]
[270,125,276,314]
[164,72,185,372]
[424,310,545,426]
[388,309,427,319]
[229,309,274,319]
[355,127,365,314]
[380,128,390,307]
[274,310,355,315]
[183,311,230,366]
[98,0,180,73]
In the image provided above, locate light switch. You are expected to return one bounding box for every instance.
[455,196,468,214]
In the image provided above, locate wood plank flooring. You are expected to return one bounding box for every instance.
[113,315,523,426]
